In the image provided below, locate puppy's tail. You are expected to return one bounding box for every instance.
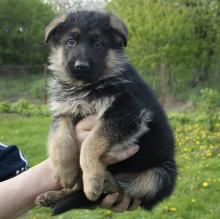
[52,190,104,215]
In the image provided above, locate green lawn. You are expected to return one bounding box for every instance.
[0,113,220,219]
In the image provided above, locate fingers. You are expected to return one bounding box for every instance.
[100,193,120,209]
[111,194,130,212]
[128,198,141,211]
[100,193,141,212]
[102,145,139,165]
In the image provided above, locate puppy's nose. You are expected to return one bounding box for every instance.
[75,60,89,71]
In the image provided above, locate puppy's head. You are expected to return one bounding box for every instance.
[45,11,128,84]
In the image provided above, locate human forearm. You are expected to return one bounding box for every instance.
[0,159,60,219]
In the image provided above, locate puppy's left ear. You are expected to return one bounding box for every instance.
[109,13,128,47]
[44,14,67,43]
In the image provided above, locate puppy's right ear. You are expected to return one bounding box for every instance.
[45,15,67,43]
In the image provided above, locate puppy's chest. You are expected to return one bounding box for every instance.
[50,96,114,119]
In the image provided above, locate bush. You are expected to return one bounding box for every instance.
[0,101,10,113]
[0,99,50,116]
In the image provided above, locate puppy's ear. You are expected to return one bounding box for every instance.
[45,15,67,43]
[109,13,128,47]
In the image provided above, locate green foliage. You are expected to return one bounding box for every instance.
[0,99,50,116]
[168,112,192,127]
[199,88,219,110]
[0,111,220,219]
[197,88,219,131]
[106,0,220,99]
[0,0,55,65]
[0,101,10,113]
[12,99,30,113]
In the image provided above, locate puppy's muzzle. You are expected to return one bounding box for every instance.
[75,60,90,72]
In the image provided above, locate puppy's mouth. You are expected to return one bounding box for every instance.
[69,68,99,83]
[73,72,94,82]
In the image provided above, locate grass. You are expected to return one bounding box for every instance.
[0,114,50,166]
[0,112,220,219]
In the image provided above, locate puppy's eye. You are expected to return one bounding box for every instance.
[93,41,104,49]
[67,38,77,47]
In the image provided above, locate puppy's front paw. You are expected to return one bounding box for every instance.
[83,173,105,201]
[35,192,56,207]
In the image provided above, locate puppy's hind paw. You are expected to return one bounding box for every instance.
[35,188,78,208]
[83,176,104,201]
[35,192,56,207]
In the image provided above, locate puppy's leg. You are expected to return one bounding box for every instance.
[80,99,148,201]
[36,179,82,207]
[80,123,110,201]
[48,171,122,213]
[35,189,74,207]
[49,116,79,188]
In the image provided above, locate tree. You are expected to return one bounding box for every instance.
[0,0,56,65]
[184,0,220,88]
[106,0,220,100]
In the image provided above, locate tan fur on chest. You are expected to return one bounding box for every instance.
[50,96,115,118]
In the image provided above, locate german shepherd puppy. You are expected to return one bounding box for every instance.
[36,11,176,215]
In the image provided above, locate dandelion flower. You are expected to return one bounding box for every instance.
[202,182,209,188]
[169,207,177,212]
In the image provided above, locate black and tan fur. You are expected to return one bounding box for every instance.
[35,11,176,215]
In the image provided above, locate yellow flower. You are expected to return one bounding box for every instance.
[104,210,112,217]
[164,206,177,213]
[206,152,212,157]
[202,182,209,188]
[169,207,177,212]
[191,199,196,203]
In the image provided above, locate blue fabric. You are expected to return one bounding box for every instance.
[0,143,29,181]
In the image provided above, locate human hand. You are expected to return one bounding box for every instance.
[75,115,139,165]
